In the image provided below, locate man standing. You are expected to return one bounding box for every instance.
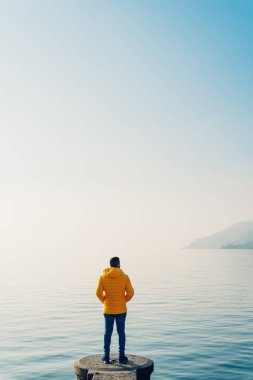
[96,257,134,364]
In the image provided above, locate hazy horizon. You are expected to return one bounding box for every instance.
[1,1,253,271]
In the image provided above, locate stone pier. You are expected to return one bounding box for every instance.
[74,354,154,380]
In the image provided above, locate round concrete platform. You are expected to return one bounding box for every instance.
[74,354,154,380]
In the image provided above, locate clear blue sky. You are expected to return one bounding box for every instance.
[1,1,253,267]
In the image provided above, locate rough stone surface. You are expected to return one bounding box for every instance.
[74,354,154,380]
[92,372,135,380]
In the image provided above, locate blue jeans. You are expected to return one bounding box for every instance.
[103,312,126,356]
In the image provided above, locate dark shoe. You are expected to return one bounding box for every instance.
[119,355,128,364]
[101,354,110,364]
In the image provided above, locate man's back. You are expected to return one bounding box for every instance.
[96,267,134,314]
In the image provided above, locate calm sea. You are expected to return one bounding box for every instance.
[1,250,253,379]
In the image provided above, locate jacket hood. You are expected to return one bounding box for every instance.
[102,267,124,279]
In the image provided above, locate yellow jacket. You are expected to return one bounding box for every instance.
[96,268,134,314]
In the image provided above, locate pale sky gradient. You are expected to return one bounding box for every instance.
[1,1,253,271]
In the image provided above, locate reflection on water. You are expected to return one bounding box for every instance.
[1,250,253,379]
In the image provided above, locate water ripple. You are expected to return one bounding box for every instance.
[1,250,253,379]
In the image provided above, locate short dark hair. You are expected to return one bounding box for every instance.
[110,257,120,267]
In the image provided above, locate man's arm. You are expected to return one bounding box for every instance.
[96,276,105,303]
[125,275,134,302]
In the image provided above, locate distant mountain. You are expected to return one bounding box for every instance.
[187,221,253,249]
[221,241,253,249]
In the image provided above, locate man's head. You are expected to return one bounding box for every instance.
[110,256,120,268]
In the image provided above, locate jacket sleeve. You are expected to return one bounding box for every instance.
[125,275,134,302]
[96,276,105,303]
